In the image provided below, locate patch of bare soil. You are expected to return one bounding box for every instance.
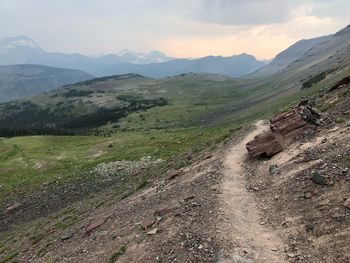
[218,120,287,263]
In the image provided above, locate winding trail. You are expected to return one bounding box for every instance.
[218,120,287,263]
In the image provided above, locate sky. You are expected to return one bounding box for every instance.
[0,0,349,59]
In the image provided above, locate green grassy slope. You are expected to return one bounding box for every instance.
[1,59,350,202]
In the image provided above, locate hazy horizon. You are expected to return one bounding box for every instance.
[0,0,349,60]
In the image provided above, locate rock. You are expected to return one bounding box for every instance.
[305,223,315,232]
[343,197,350,209]
[154,207,171,216]
[204,155,213,160]
[85,219,105,235]
[108,144,113,148]
[319,199,330,206]
[61,231,75,241]
[321,138,328,144]
[304,192,313,199]
[342,169,349,176]
[246,107,320,157]
[311,171,328,185]
[5,203,20,213]
[147,228,158,235]
[142,217,155,230]
[246,131,284,157]
[269,164,279,174]
[287,253,298,258]
[183,195,195,201]
[166,170,181,180]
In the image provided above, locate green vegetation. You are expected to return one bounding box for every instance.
[0,251,19,263]
[0,68,348,202]
[0,124,234,199]
[108,246,127,263]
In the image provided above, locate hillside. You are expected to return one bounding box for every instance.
[108,53,266,78]
[0,73,257,137]
[249,35,331,78]
[0,64,94,102]
[0,36,266,78]
[1,25,350,263]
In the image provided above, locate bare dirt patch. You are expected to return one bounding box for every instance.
[218,121,287,263]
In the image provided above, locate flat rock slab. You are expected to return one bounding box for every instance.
[166,170,181,180]
[5,203,21,213]
[85,219,105,235]
[142,217,155,230]
[154,207,171,216]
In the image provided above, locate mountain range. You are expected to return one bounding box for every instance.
[0,36,266,78]
[1,24,350,103]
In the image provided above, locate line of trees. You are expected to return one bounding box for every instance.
[0,96,168,137]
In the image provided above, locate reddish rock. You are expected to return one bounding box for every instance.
[246,108,317,157]
[343,197,350,209]
[270,109,310,139]
[154,207,171,216]
[246,131,284,157]
[142,217,155,230]
[166,170,181,180]
[5,203,20,213]
[85,219,105,235]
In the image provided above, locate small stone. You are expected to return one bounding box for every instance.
[304,192,313,199]
[198,244,204,250]
[305,223,315,232]
[61,231,75,241]
[343,197,350,209]
[154,207,171,216]
[147,228,158,235]
[166,170,181,180]
[5,203,20,213]
[184,195,195,201]
[142,217,155,230]
[269,164,279,174]
[311,171,327,185]
[319,199,330,206]
[321,138,328,144]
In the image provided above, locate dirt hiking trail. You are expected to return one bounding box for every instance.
[218,120,287,263]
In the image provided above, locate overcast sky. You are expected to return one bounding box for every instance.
[0,0,349,59]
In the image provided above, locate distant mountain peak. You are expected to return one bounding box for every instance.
[0,35,42,52]
[117,49,143,57]
[116,49,172,64]
[148,50,165,56]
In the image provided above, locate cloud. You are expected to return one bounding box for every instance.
[194,0,301,26]
[0,0,348,59]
